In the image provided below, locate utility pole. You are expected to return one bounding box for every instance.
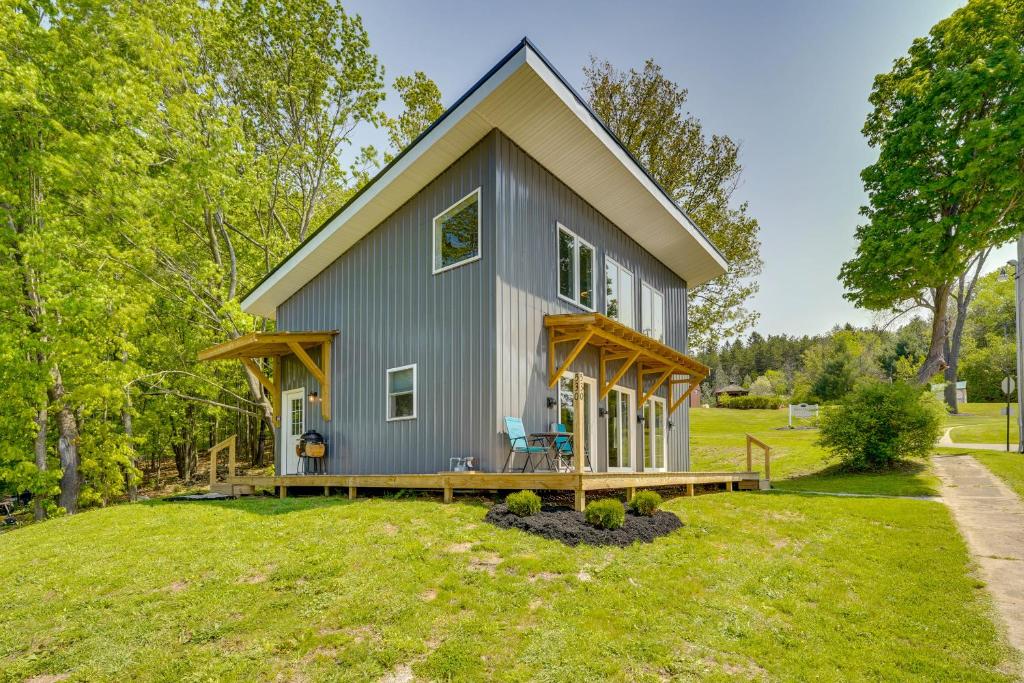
[999,234,1024,453]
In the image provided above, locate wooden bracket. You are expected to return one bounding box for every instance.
[548,330,595,388]
[668,377,702,414]
[242,357,281,425]
[640,366,674,404]
[600,350,641,399]
[287,341,331,421]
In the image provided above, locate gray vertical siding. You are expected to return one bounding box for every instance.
[275,132,498,475]
[273,127,695,475]
[493,131,692,472]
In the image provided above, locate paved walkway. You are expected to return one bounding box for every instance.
[933,455,1024,652]
[938,427,1016,452]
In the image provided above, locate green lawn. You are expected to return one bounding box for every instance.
[690,407,940,497]
[0,494,1017,681]
[945,402,1019,444]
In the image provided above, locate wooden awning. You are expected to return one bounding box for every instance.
[198,331,337,422]
[544,313,708,414]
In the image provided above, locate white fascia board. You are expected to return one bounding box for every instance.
[522,49,729,278]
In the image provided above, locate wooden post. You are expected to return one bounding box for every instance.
[209,448,217,487]
[746,438,752,472]
[573,372,584,473]
[227,435,236,478]
[625,487,635,503]
[443,485,453,504]
[323,486,330,497]
[279,485,287,499]
[574,488,586,512]
[686,483,695,497]
[320,339,331,421]
[765,447,772,481]
[348,486,356,500]
[726,480,733,492]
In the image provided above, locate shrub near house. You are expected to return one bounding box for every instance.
[720,395,784,409]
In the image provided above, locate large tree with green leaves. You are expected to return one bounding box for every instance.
[584,58,762,354]
[840,0,1024,408]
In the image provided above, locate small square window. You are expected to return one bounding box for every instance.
[386,364,417,421]
[433,189,481,274]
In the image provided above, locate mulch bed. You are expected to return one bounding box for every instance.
[485,504,683,547]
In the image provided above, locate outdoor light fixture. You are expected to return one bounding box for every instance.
[598,406,608,417]
[637,412,646,424]
[308,391,319,403]
[546,396,557,409]
[668,420,675,430]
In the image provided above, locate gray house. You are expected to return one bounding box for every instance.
[200,39,727,482]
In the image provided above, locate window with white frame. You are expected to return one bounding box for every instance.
[605,257,634,328]
[386,364,417,420]
[433,189,480,273]
[641,282,665,342]
[557,224,595,310]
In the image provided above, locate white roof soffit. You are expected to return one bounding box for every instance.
[242,41,728,319]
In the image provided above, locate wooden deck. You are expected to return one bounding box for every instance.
[221,470,767,511]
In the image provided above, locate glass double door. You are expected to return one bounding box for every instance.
[643,397,668,471]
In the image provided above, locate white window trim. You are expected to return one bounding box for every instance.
[640,280,665,342]
[643,395,669,472]
[386,363,418,421]
[606,384,636,473]
[556,222,596,312]
[556,372,598,464]
[280,387,306,474]
[432,188,482,275]
[604,256,635,328]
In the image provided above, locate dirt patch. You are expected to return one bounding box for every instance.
[420,588,438,602]
[25,676,70,683]
[445,542,474,553]
[378,663,414,683]
[485,504,683,547]
[468,553,502,574]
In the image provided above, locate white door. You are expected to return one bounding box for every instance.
[280,387,305,475]
[643,396,668,471]
[606,386,636,471]
[557,374,597,469]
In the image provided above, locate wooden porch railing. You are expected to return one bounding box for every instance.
[746,433,771,481]
[208,435,237,487]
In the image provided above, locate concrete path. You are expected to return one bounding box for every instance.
[938,427,1015,452]
[933,455,1024,653]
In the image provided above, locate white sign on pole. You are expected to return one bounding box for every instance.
[1003,376,1016,395]
[788,403,819,428]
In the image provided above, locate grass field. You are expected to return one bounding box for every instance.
[0,493,1017,681]
[690,407,940,497]
[945,402,1019,444]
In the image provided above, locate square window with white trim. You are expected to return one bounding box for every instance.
[433,189,481,273]
[557,224,595,310]
[641,282,665,342]
[386,364,417,420]
[605,257,635,328]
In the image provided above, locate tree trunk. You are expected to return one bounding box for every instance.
[33,402,48,521]
[50,364,81,514]
[122,398,137,502]
[916,283,952,385]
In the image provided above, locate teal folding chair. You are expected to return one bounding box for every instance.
[551,422,592,472]
[503,417,549,472]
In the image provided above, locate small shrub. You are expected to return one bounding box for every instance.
[628,490,662,516]
[817,381,943,470]
[585,498,625,529]
[505,490,541,517]
[719,394,784,410]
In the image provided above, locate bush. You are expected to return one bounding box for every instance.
[584,498,625,529]
[505,490,541,517]
[719,394,784,410]
[628,490,662,516]
[817,381,943,470]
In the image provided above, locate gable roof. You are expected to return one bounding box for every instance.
[241,38,729,319]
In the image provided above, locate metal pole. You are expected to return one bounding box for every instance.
[1016,233,1024,452]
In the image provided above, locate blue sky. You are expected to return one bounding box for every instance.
[345,0,1012,339]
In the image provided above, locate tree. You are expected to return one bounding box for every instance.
[384,71,444,161]
[584,58,762,353]
[840,0,1024,410]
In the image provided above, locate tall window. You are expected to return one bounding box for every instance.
[641,282,664,342]
[605,258,634,328]
[557,224,594,310]
[386,364,417,420]
[643,397,667,471]
[433,189,480,274]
